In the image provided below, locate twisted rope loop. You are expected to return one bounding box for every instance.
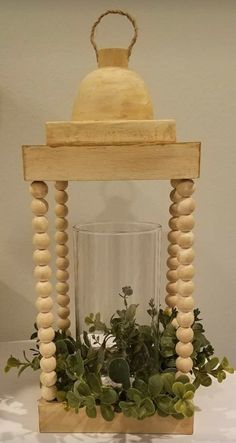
[90,10,138,60]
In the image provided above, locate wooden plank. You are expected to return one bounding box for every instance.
[38,400,194,434]
[22,142,201,181]
[45,120,176,146]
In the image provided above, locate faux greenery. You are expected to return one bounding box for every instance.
[5,286,234,421]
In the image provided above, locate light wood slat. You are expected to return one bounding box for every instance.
[38,400,193,434]
[46,120,176,146]
[22,142,201,181]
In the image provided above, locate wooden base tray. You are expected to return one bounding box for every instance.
[38,399,194,434]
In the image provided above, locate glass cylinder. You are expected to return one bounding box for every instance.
[73,221,161,337]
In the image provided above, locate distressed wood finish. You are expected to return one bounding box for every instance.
[55,181,70,332]
[30,181,57,401]
[46,120,176,146]
[38,400,194,434]
[22,142,201,181]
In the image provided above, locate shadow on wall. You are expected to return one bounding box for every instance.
[96,182,136,221]
[0,281,35,342]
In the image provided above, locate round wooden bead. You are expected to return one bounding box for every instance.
[39,342,56,358]
[56,257,69,270]
[178,264,195,280]
[168,217,178,231]
[178,280,194,297]
[170,189,182,203]
[167,231,179,244]
[38,327,55,343]
[40,356,56,372]
[55,231,68,244]
[30,181,48,198]
[31,198,48,216]
[57,317,71,330]
[37,312,54,328]
[177,248,195,265]
[40,371,57,387]
[165,294,179,308]
[36,297,53,313]
[55,204,68,217]
[34,265,52,281]
[178,232,194,249]
[176,180,194,197]
[170,179,181,188]
[177,198,195,215]
[55,190,68,204]
[57,294,70,306]
[176,357,193,373]
[58,306,70,319]
[56,269,69,282]
[32,216,48,233]
[33,249,51,265]
[169,203,179,217]
[176,327,194,343]
[55,244,69,257]
[41,385,57,401]
[171,318,179,329]
[167,257,179,270]
[33,233,50,249]
[55,217,68,231]
[36,281,53,297]
[177,215,195,232]
[166,270,178,282]
[55,181,68,191]
[167,244,180,257]
[166,282,178,294]
[176,342,193,358]
[56,282,69,294]
[178,296,194,312]
[177,312,194,328]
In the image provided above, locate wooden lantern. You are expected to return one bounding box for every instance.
[22,10,200,434]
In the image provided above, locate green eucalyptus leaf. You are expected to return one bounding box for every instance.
[57,391,67,402]
[84,395,96,409]
[100,387,118,405]
[148,374,163,397]
[217,370,226,383]
[86,406,97,418]
[205,357,219,372]
[199,373,212,387]
[183,390,194,400]
[74,380,91,397]
[67,351,84,378]
[132,379,148,395]
[108,358,130,389]
[161,372,175,394]
[141,398,155,416]
[127,388,142,403]
[100,404,115,421]
[67,391,80,409]
[157,395,173,414]
[175,375,190,384]
[87,373,101,394]
[184,383,195,393]
[6,356,20,368]
[220,357,229,369]
[172,382,185,398]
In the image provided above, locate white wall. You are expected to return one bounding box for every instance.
[1,0,236,364]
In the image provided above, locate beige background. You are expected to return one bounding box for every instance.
[0,0,236,364]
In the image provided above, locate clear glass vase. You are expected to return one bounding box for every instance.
[73,221,162,337]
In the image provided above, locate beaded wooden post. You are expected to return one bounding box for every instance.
[55,181,71,332]
[165,183,182,310]
[173,179,196,375]
[30,181,57,401]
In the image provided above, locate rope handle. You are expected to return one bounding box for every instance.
[90,10,138,60]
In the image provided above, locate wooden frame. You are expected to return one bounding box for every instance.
[38,400,194,434]
[23,117,200,434]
